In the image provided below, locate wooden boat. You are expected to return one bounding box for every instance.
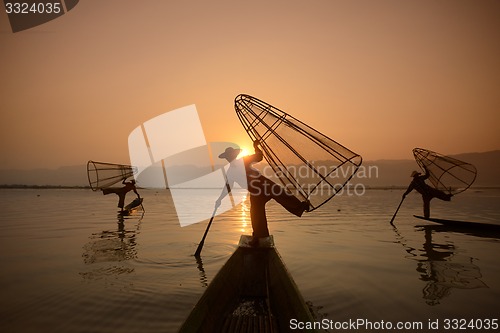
[179,235,317,333]
[119,197,143,216]
[414,215,500,232]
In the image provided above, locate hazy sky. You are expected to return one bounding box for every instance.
[1,1,499,169]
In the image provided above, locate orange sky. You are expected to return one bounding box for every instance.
[1,1,499,169]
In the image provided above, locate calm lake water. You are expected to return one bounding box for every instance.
[1,188,499,332]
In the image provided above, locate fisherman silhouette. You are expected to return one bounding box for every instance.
[216,140,310,246]
[102,179,141,212]
[403,167,452,218]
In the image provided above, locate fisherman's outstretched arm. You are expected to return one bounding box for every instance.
[422,166,430,179]
[244,140,263,164]
[403,183,414,197]
[215,181,233,208]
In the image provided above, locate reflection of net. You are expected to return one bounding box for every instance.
[413,148,477,195]
[234,94,362,211]
[80,223,138,283]
[87,160,137,191]
[420,260,487,306]
[82,232,137,264]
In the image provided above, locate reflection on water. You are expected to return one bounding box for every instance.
[195,256,208,288]
[392,223,487,306]
[417,226,487,305]
[240,195,250,234]
[1,188,499,332]
[80,212,143,280]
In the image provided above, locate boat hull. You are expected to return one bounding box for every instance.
[179,235,316,333]
[414,215,500,232]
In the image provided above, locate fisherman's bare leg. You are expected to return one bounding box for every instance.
[423,196,431,219]
[250,195,270,241]
[118,194,126,211]
[264,178,309,217]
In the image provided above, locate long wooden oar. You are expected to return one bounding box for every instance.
[390,196,405,225]
[194,207,218,257]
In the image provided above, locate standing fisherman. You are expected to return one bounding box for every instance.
[403,167,452,218]
[216,140,310,245]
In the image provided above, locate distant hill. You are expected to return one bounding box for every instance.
[1,150,499,188]
[0,165,88,187]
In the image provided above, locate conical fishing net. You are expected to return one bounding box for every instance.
[87,160,137,191]
[413,148,477,195]
[234,94,362,211]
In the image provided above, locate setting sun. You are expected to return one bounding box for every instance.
[238,146,252,158]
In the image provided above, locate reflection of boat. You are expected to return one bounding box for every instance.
[179,235,316,333]
[414,215,500,235]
